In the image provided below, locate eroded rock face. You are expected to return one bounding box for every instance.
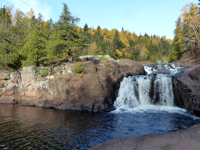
[0,59,145,112]
[173,64,200,113]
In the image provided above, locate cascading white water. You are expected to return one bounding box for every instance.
[114,75,174,109]
[114,64,184,110]
[137,77,151,105]
[154,75,174,106]
[114,78,140,108]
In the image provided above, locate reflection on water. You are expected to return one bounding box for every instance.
[0,104,200,149]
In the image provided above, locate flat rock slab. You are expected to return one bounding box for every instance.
[89,124,200,150]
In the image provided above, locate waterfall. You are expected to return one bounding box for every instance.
[114,63,184,110]
[114,78,140,108]
[114,75,174,109]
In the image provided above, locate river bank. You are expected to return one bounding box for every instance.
[0,54,200,114]
[0,56,145,112]
[89,123,200,150]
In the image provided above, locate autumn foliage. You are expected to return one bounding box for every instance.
[0,3,173,69]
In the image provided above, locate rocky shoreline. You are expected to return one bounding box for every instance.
[0,55,200,114]
[89,124,200,150]
[0,57,145,112]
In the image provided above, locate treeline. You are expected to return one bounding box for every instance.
[77,25,172,62]
[0,3,172,69]
[168,2,200,62]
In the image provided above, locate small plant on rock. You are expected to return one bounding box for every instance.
[100,56,108,61]
[49,67,55,74]
[74,62,84,73]
[36,69,49,76]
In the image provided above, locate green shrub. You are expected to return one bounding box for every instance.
[74,66,84,73]
[100,56,108,61]
[74,62,84,73]
[36,69,49,76]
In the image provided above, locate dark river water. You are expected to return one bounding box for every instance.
[0,104,200,150]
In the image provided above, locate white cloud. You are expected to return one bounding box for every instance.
[8,0,51,20]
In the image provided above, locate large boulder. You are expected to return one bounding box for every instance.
[173,64,200,113]
[0,59,145,112]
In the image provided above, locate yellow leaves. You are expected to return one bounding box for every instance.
[162,36,166,41]
[150,37,159,45]
[116,49,122,57]
[88,29,95,36]
[140,45,149,59]
[6,6,13,24]
[26,8,35,18]
[89,41,96,55]
[76,26,84,33]
[13,8,21,24]
[181,3,198,24]
[167,39,173,45]
[127,32,135,41]
[119,31,130,49]
[106,29,115,39]
[100,28,107,36]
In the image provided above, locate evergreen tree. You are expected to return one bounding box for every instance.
[0,6,19,68]
[19,13,48,66]
[170,17,182,61]
[45,3,81,63]
[83,23,89,32]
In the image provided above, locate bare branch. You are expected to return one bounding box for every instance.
[187,19,200,43]
[182,37,197,42]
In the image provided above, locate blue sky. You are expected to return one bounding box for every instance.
[1,0,197,39]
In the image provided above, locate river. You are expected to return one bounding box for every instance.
[0,63,200,149]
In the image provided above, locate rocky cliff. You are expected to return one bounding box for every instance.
[172,51,200,114]
[0,59,145,112]
[173,64,200,113]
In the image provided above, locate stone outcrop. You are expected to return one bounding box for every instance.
[79,55,115,63]
[0,59,145,112]
[89,124,200,150]
[173,64,200,113]
[137,61,154,66]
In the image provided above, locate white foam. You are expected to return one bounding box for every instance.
[114,77,140,108]
[113,63,198,119]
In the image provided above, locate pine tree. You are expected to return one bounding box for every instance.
[45,3,81,63]
[83,23,89,32]
[19,13,49,66]
[0,6,19,69]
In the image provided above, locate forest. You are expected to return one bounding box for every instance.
[0,2,199,69]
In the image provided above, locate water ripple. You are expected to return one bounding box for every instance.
[0,104,200,149]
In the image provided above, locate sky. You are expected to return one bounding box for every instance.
[0,0,198,39]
